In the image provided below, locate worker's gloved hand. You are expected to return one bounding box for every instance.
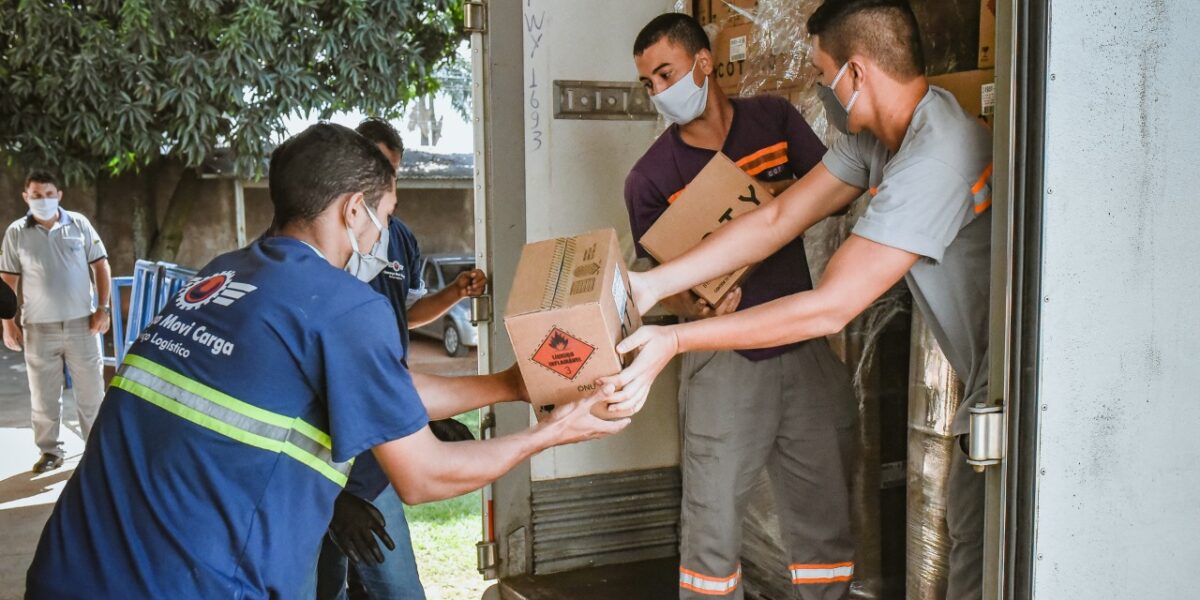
[429,418,475,442]
[327,491,395,564]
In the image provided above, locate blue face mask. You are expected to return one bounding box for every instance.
[344,202,389,282]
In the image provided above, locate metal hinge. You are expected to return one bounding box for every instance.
[470,294,492,325]
[464,0,486,34]
[477,541,498,576]
[967,403,1006,472]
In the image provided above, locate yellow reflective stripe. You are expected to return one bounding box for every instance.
[124,353,331,450]
[290,418,333,450]
[282,444,348,486]
[112,376,282,456]
[115,356,351,487]
[113,375,350,487]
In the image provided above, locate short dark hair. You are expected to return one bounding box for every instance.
[268,123,395,228]
[633,13,711,57]
[355,118,404,155]
[24,170,59,190]
[807,0,925,80]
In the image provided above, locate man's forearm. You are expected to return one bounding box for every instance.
[673,289,842,353]
[375,425,553,504]
[92,260,111,307]
[649,165,861,302]
[411,371,520,420]
[673,235,919,353]
[407,288,460,328]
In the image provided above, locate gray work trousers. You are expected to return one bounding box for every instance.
[677,341,856,600]
[24,316,105,457]
[946,442,986,600]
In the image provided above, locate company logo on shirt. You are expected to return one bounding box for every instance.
[382,260,406,282]
[175,271,258,311]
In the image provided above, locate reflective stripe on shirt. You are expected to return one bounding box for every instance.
[112,353,353,486]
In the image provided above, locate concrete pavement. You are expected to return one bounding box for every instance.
[0,344,85,600]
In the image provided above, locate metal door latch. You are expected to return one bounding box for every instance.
[476,541,497,576]
[464,1,486,34]
[470,294,492,325]
[967,403,1005,472]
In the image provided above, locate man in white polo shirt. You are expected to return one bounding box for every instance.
[1,171,111,474]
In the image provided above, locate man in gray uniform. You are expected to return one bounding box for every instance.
[1,171,111,474]
[602,2,992,599]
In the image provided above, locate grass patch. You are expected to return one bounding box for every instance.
[405,410,489,599]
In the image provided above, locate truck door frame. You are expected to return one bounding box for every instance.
[986,0,1048,597]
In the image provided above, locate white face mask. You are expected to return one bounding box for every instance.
[650,59,710,125]
[28,196,60,221]
[344,201,390,282]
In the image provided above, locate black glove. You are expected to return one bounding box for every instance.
[429,418,475,442]
[327,491,396,564]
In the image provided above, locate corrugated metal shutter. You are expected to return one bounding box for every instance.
[531,467,681,575]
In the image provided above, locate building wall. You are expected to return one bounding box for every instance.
[395,187,474,256]
[2,165,473,277]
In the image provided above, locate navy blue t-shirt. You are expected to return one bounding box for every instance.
[26,237,429,599]
[624,95,826,361]
[345,217,425,501]
[368,217,424,362]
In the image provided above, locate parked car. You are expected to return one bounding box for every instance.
[413,253,480,357]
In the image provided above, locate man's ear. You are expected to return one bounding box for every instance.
[697,48,715,76]
[342,192,365,226]
[847,56,869,90]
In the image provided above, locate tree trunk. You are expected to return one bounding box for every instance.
[148,166,195,263]
[127,167,159,261]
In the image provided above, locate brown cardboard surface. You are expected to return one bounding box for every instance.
[713,22,791,95]
[505,228,641,417]
[713,22,751,94]
[638,153,774,306]
[928,69,995,126]
[979,0,996,68]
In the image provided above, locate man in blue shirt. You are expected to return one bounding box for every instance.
[25,123,628,600]
[312,119,491,600]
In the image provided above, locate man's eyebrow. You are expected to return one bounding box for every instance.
[652,62,672,75]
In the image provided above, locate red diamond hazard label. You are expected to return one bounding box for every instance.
[531,327,595,380]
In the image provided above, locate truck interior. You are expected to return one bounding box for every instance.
[466,1,1030,599]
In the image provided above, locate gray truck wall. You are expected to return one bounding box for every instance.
[1029,0,1200,597]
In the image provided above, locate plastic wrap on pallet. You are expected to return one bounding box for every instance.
[735,0,830,136]
[906,311,964,600]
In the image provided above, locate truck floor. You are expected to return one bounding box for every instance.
[491,557,679,600]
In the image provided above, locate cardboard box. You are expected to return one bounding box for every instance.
[713,22,791,95]
[712,0,757,27]
[639,153,774,306]
[505,228,641,417]
[928,69,996,126]
[979,0,996,69]
[713,22,750,94]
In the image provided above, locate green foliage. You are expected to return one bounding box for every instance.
[0,0,466,182]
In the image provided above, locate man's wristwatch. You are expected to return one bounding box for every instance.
[99,306,111,315]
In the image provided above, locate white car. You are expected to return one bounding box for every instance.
[412,253,480,357]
